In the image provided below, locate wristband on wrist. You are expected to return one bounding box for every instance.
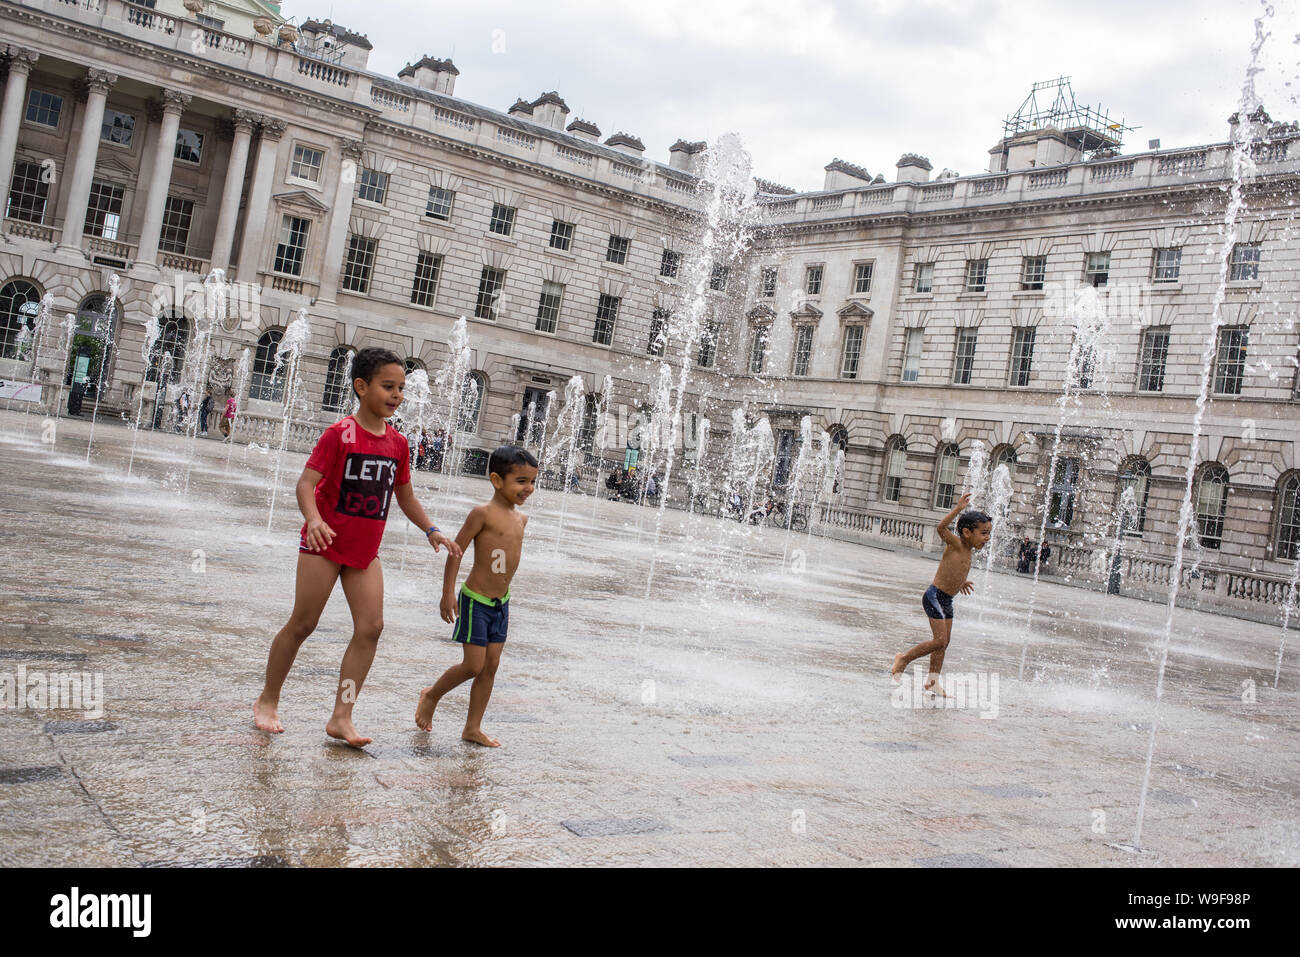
[426,525,440,537]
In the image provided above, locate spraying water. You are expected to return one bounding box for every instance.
[223,347,250,475]
[265,309,311,533]
[126,310,164,479]
[18,293,52,438]
[83,274,121,463]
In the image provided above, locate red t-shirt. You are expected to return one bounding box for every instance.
[299,416,411,568]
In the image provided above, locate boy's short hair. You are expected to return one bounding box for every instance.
[957,509,993,535]
[489,445,538,479]
[351,347,404,396]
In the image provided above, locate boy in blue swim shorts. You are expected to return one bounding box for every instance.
[415,446,538,747]
[890,492,992,697]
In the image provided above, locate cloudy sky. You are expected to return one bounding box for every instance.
[287,0,1298,192]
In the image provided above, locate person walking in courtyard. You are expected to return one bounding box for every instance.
[416,445,538,747]
[890,492,992,697]
[221,392,236,439]
[199,392,213,435]
[254,347,461,746]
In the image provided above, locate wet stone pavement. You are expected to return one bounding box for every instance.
[0,411,1297,867]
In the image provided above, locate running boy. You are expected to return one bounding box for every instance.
[890,492,992,696]
[415,445,538,747]
[253,347,461,746]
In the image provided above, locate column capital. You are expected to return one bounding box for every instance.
[232,109,258,134]
[340,138,365,160]
[6,48,40,76]
[84,69,118,96]
[160,89,192,115]
[257,116,287,141]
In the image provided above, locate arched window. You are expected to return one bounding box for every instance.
[828,426,849,453]
[1117,457,1152,534]
[0,279,41,359]
[146,310,190,382]
[1194,464,1230,549]
[933,443,961,510]
[457,371,485,434]
[322,346,354,413]
[1275,472,1300,561]
[882,436,907,503]
[65,293,121,396]
[992,444,1019,482]
[404,357,425,375]
[250,329,285,402]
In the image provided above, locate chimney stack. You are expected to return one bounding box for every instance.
[566,118,601,143]
[669,139,706,175]
[397,55,458,96]
[823,158,872,190]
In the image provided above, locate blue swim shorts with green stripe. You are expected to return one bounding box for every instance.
[451,585,510,646]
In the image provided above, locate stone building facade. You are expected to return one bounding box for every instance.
[1,0,1298,615]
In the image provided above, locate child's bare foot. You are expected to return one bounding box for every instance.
[462,728,500,748]
[890,654,907,681]
[415,686,439,731]
[924,676,952,699]
[253,696,284,733]
[325,715,372,747]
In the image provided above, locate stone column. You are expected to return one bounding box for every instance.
[59,68,117,248]
[316,137,364,302]
[135,89,191,265]
[210,109,256,274]
[0,48,39,219]
[235,116,286,284]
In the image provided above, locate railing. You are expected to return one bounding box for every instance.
[296,56,350,88]
[811,194,844,211]
[4,219,55,242]
[1090,160,1134,182]
[160,251,206,273]
[231,412,322,453]
[1157,150,1208,174]
[85,235,135,259]
[432,106,474,131]
[55,0,102,9]
[764,199,798,215]
[858,187,894,205]
[818,505,929,547]
[971,176,1008,195]
[270,275,304,294]
[1028,168,1069,189]
[610,161,644,181]
[370,87,411,113]
[663,176,695,194]
[555,144,594,167]
[199,27,249,56]
[1252,140,1291,163]
[125,4,174,34]
[919,182,955,201]
[496,127,537,150]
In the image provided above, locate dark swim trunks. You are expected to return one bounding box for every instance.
[922,584,955,620]
[451,585,510,646]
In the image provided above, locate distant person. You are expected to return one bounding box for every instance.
[68,380,85,416]
[890,492,992,698]
[199,392,213,435]
[175,389,191,433]
[221,393,236,438]
[1017,537,1035,573]
[416,445,538,748]
[253,347,461,747]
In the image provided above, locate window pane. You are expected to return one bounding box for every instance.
[489,203,516,236]
[100,109,135,146]
[536,280,563,333]
[426,187,454,221]
[25,89,63,128]
[841,325,863,378]
[594,294,619,344]
[902,328,922,382]
[273,216,310,275]
[853,262,874,294]
[158,196,194,254]
[290,145,324,181]
[341,235,376,294]
[411,253,441,307]
[549,220,573,250]
[6,161,50,224]
[1139,327,1170,392]
[953,328,977,384]
[915,262,934,293]
[475,267,506,320]
[174,129,203,164]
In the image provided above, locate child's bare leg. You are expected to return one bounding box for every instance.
[254,553,340,732]
[463,642,503,747]
[416,643,484,731]
[325,559,384,747]
[924,620,954,697]
[892,618,950,676]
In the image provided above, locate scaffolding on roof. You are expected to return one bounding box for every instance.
[1004,77,1135,157]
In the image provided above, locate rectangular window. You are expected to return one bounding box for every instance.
[1138,326,1170,392]
[594,294,620,345]
[549,220,574,251]
[1229,242,1261,281]
[1048,458,1080,527]
[535,280,564,333]
[290,145,324,182]
[1153,246,1182,283]
[841,326,864,379]
[660,249,680,278]
[158,196,194,254]
[273,215,310,275]
[648,309,669,356]
[425,186,454,221]
[965,258,989,292]
[410,252,442,307]
[1009,326,1036,386]
[792,326,815,377]
[804,264,823,295]
[488,203,516,236]
[1075,339,1098,389]
[884,445,906,503]
[1085,251,1110,287]
[606,234,629,265]
[100,109,135,147]
[952,328,977,385]
[341,234,377,294]
[902,328,923,382]
[24,89,62,128]
[697,323,718,368]
[6,161,50,224]
[760,267,777,298]
[709,263,729,291]
[357,168,388,205]
[1021,255,1046,290]
[934,449,960,510]
[749,326,769,373]
[196,13,224,29]
[853,261,874,294]
[84,180,124,239]
[1212,326,1248,395]
[914,261,934,293]
[174,129,203,164]
[475,267,506,320]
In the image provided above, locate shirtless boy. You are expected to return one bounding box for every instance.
[890,492,993,696]
[415,445,538,746]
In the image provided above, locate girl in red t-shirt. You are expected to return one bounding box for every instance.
[254,348,461,746]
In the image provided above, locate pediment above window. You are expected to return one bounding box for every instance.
[746,303,776,323]
[836,301,874,322]
[272,189,330,214]
[789,302,823,322]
